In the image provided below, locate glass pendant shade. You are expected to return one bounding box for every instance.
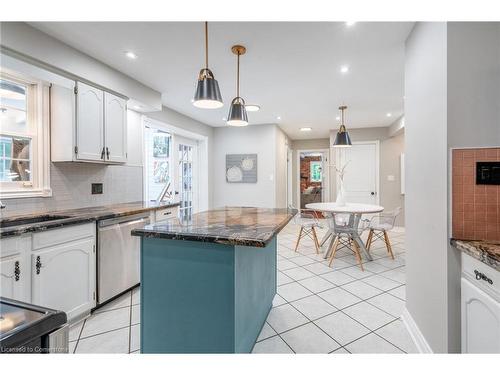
[193,68,223,109]
[227,97,248,126]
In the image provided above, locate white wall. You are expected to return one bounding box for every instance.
[446,22,500,353]
[405,21,500,354]
[213,124,284,208]
[275,127,290,208]
[0,22,161,110]
[405,22,449,353]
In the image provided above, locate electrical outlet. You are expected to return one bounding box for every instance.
[91,183,103,194]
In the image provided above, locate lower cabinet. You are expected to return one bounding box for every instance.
[32,237,96,321]
[0,235,31,302]
[1,253,28,302]
[0,223,96,323]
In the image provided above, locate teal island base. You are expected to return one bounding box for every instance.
[140,236,277,353]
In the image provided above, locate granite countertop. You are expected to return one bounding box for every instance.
[0,201,180,239]
[132,206,297,247]
[451,238,500,271]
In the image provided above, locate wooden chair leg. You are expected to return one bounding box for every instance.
[328,236,340,267]
[311,227,320,254]
[366,229,374,251]
[383,230,395,259]
[294,227,303,252]
[351,239,364,271]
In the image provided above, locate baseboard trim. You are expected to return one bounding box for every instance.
[401,307,433,353]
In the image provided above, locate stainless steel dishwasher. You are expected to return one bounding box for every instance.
[97,212,150,305]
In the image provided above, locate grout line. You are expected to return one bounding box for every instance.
[72,318,86,354]
[78,325,130,342]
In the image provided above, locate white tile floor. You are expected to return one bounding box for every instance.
[69,221,416,354]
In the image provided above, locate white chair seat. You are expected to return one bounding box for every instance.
[370,223,393,231]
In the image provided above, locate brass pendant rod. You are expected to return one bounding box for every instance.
[237,52,240,97]
[204,22,209,69]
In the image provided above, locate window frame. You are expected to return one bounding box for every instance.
[0,69,51,199]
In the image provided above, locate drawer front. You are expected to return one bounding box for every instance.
[33,223,96,250]
[0,235,31,258]
[155,206,178,222]
[462,253,500,297]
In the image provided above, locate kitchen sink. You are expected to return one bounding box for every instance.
[0,215,72,228]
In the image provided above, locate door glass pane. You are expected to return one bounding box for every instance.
[145,127,172,201]
[178,143,194,219]
[0,79,28,134]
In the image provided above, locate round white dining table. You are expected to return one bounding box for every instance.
[305,202,384,261]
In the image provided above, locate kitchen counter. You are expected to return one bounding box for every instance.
[132,206,296,247]
[451,239,500,272]
[0,201,179,238]
[135,206,296,353]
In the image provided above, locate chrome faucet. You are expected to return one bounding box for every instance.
[0,201,5,209]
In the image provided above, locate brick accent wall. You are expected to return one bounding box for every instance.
[300,156,322,193]
[452,148,500,241]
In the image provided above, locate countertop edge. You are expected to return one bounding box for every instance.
[132,209,296,248]
[450,238,500,272]
[0,202,180,239]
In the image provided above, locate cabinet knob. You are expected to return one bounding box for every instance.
[14,261,20,281]
[36,256,42,275]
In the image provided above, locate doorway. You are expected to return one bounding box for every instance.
[174,135,198,220]
[335,140,380,204]
[296,150,329,209]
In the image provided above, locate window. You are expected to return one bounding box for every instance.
[0,69,50,198]
[143,124,173,202]
[178,143,194,220]
[310,161,322,182]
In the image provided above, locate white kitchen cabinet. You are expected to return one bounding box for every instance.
[461,253,500,353]
[0,236,31,302]
[51,81,127,164]
[32,235,96,321]
[1,254,28,302]
[104,92,127,163]
[76,82,105,161]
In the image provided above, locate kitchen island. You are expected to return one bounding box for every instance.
[131,207,296,353]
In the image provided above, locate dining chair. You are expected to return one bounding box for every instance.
[288,205,322,254]
[327,213,370,270]
[365,207,402,259]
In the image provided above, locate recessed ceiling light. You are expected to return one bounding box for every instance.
[386,112,392,117]
[245,104,260,112]
[277,116,281,120]
[300,127,312,132]
[125,51,138,59]
[340,65,349,74]
[345,22,357,27]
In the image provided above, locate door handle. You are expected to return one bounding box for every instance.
[100,147,105,160]
[36,256,42,275]
[14,261,20,281]
[106,147,110,159]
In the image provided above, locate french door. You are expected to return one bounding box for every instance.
[174,136,198,220]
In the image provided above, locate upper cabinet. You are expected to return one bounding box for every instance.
[104,92,127,163]
[51,81,128,164]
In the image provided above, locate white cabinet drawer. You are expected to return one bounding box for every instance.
[33,223,96,250]
[155,206,178,222]
[462,253,500,298]
[0,235,31,258]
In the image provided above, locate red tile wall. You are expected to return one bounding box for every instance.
[452,148,500,241]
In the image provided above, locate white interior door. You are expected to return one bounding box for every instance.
[337,141,379,204]
[174,135,198,220]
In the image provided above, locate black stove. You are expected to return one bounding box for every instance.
[0,297,68,354]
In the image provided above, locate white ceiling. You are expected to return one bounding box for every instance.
[30,22,414,140]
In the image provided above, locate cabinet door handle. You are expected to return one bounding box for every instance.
[14,261,20,281]
[474,269,493,285]
[100,147,105,160]
[106,147,110,159]
[36,256,42,275]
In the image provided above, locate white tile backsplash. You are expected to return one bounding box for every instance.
[2,163,143,217]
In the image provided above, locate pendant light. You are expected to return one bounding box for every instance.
[193,22,223,109]
[227,45,248,126]
[333,105,352,147]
